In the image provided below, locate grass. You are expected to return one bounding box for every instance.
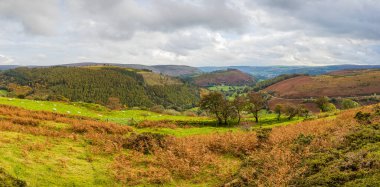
[137,126,240,137]
[0,131,119,186]
[0,97,307,137]
[0,96,313,142]
[0,90,8,97]
[0,97,207,125]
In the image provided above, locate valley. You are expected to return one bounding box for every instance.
[0,65,379,186]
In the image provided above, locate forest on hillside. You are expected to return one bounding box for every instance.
[0,67,200,110]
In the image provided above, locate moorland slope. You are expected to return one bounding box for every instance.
[265,69,380,99]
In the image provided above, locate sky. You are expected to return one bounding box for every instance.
[0,0,379,67]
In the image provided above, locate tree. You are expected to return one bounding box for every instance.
[323,103,336,112]
[315,96,336,112]
[232,95,247,124]
[247,92,269,123]
[199,92,225,125]
[315,96,329,111]
[274,104,283,121]
[220,101,236,125]
[341,99,360,109]
[283,104,299,120]
[298,105,310,118]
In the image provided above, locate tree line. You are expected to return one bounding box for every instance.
[200,92,361,126]
[199,91,310,126]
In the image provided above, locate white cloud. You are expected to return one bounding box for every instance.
[0,54,15,64]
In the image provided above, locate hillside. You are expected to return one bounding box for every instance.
[61,62,201,76]
[0,66,200,109]
[265,69,380,99]
[0,99,378,186]
[200,65,380,79]
[192,69,255,87]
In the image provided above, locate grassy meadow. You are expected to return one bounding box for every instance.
[0,97,304,137]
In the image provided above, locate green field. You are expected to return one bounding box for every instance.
[0,97,305,137]
[0,97,205,124]
[0,131,118,186]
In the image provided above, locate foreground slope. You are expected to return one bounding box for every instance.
[265,69,380,98]
[0,101,378,186]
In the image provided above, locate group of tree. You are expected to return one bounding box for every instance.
[0,66,200,109]
[199,91,272,125]
[315,96,360,112]
[200,91,312,126]
[274,103,310,121]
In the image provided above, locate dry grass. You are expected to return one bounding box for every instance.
[0,104,132,154]
[112,131,258,185]
[136,120,178,129]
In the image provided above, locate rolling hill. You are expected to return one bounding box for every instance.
[191,69,255,87]
[265,69,380,99]
[0,66,200,109]
[60,62,201,76]
[199,65,380,79]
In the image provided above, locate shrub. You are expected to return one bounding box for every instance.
[10,117,40,127]
[136,120,177,129]
[124,133,167,154]
[373,105,380,115]
[354,111,372,124]
[162,109,181,116]
[256,128,272,142]
[150,105,165,113]
[341,99,360,110]
[321,103,336,112]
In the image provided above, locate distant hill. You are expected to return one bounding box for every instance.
[191,69,255,87]
[199,65,380,79]
[0,66,200,109]
[265,69,380,99]
[4,63,380,79]
[0,65,19,70]
[60,62,201,76]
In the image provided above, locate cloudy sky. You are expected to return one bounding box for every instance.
[0,0,379,66]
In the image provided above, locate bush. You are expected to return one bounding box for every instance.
[256,128,272,142]
[162,109,181,116]
[341,99,360,110]
[354,111,372,124]
[321,103,336,112]
[124,133,167,154]
[183,110,197,117]
[150,105,165,113]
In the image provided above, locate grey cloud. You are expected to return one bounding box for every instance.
[162,29,216,55]
[67,0,248,40]
[250,0,380,39]
[0,0,60,35]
